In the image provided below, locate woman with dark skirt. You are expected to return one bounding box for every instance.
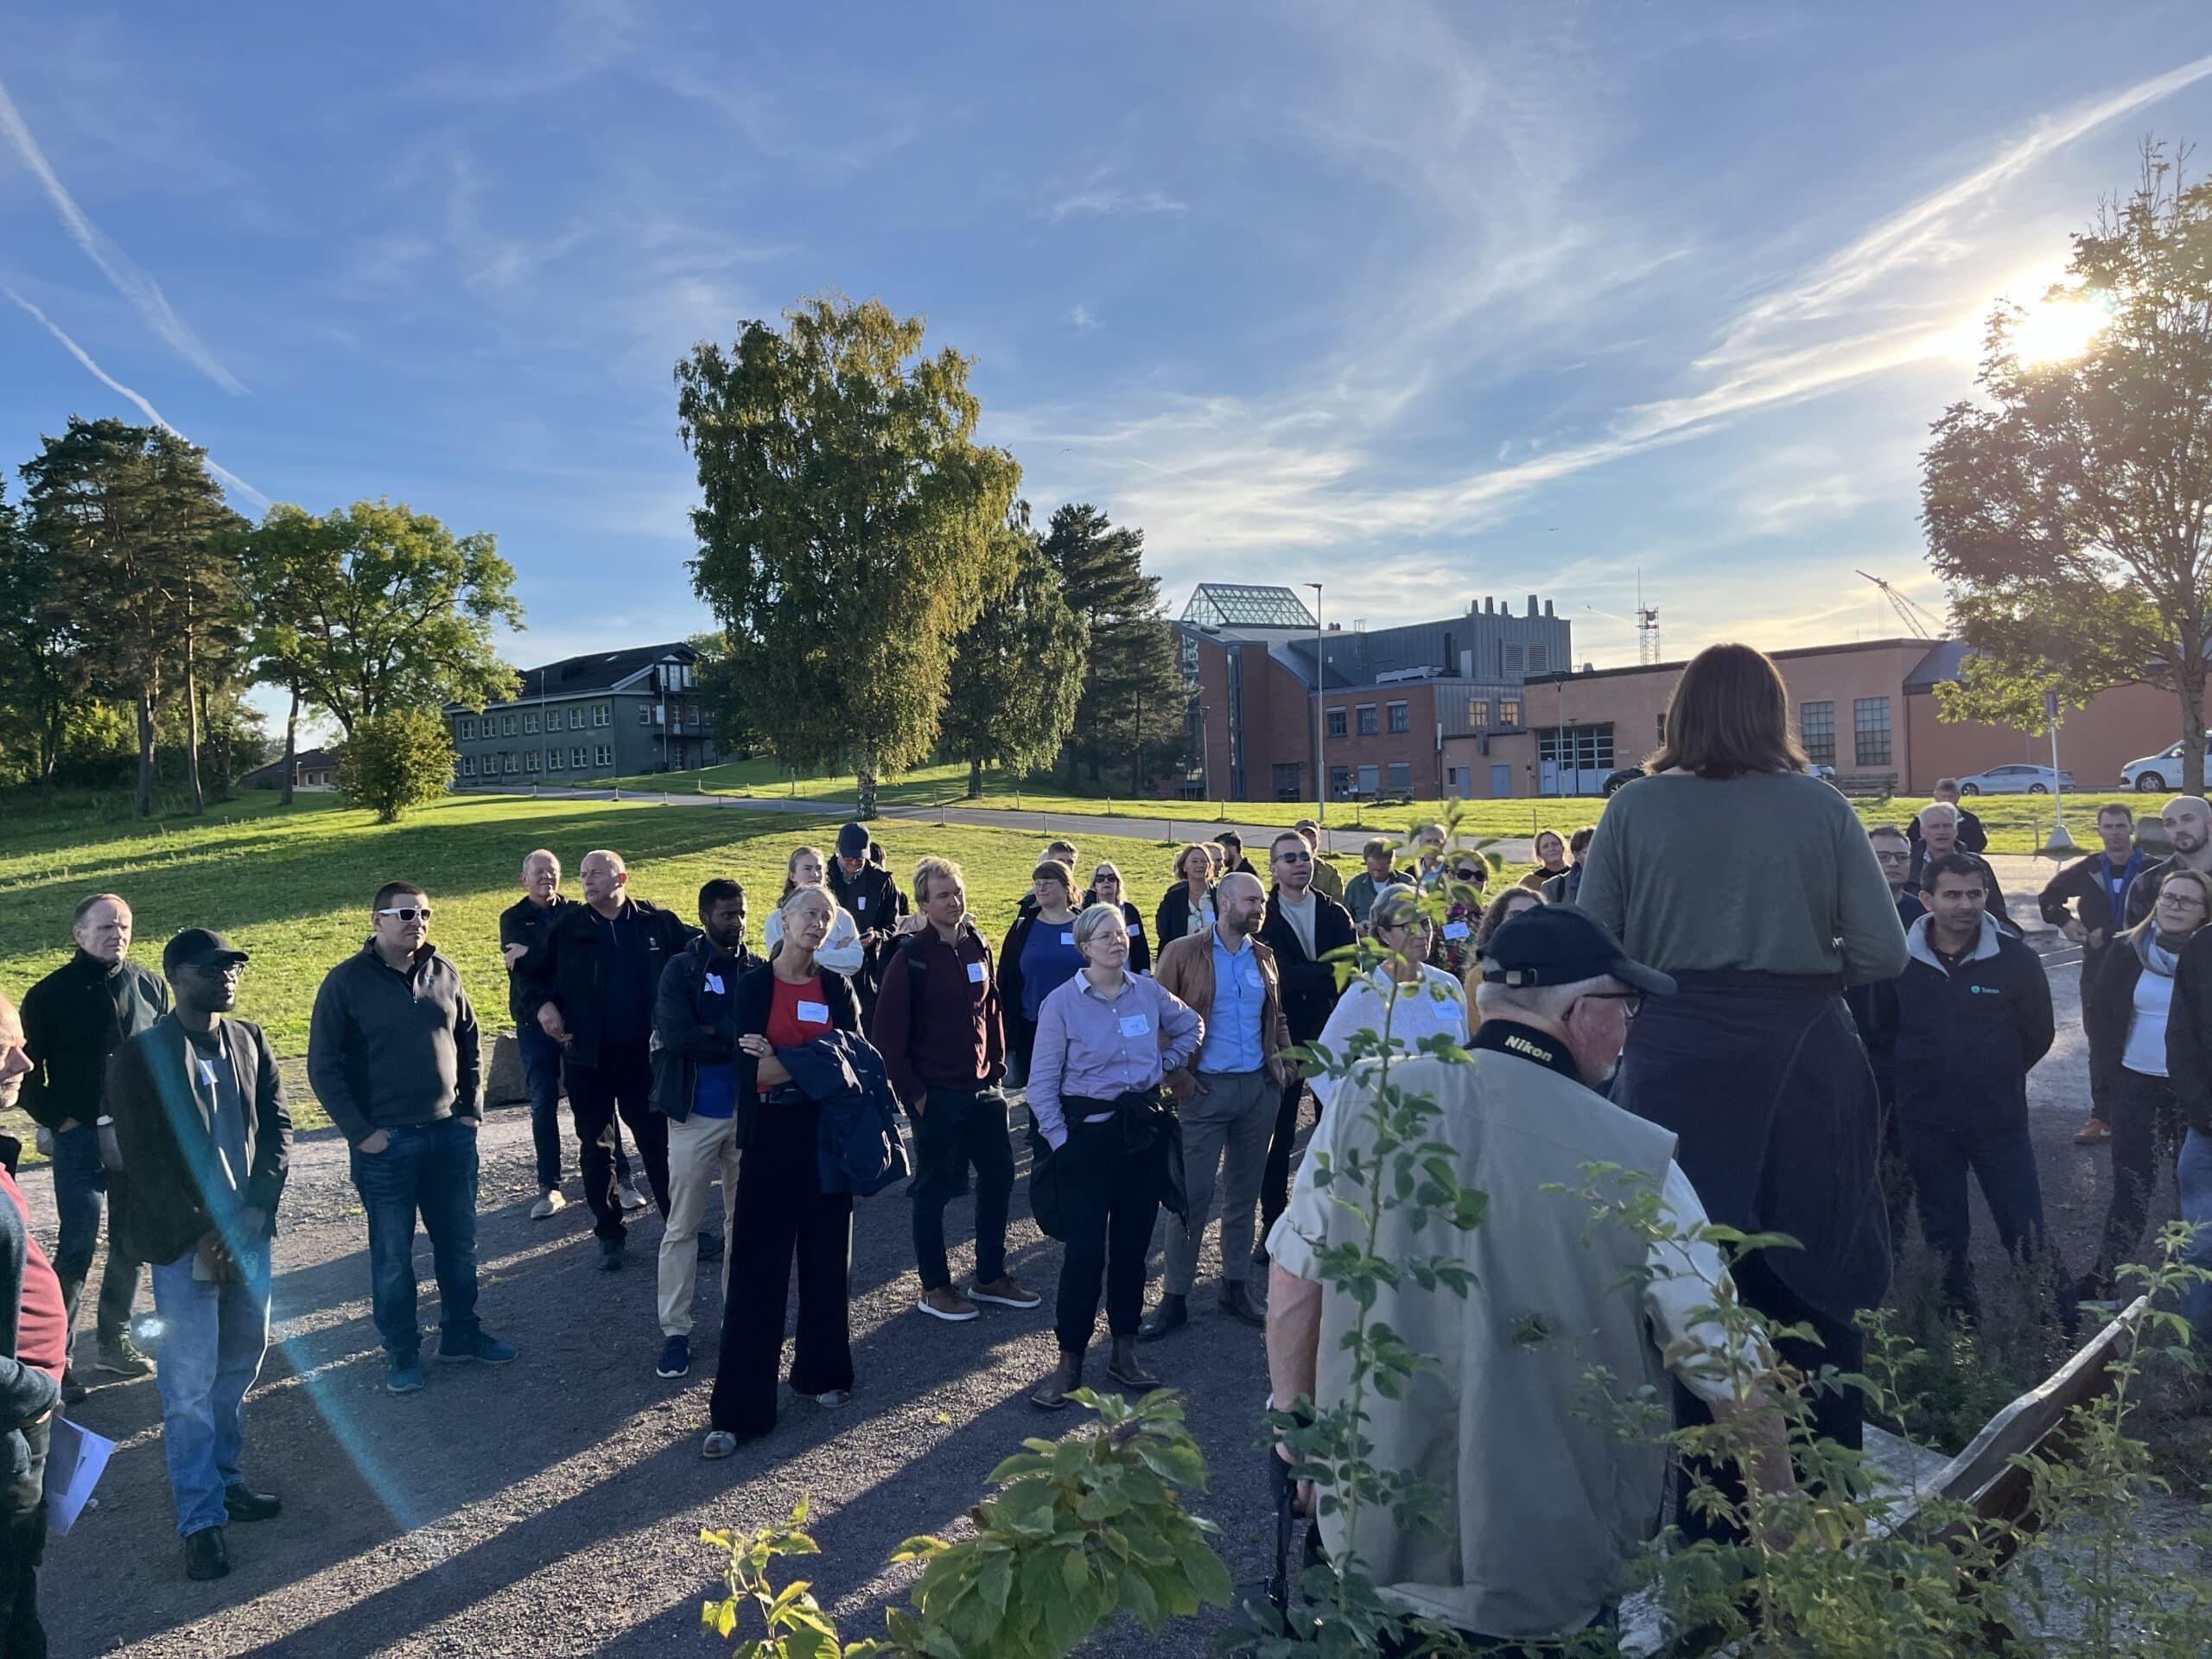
[2079,866,2212,1302]
[1024,903,1202,1409]
[702,887,857,1457]
[1576,643,1909,1529]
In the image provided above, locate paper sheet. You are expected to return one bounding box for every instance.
[41,1416,115,1536]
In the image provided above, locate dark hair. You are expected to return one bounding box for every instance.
[1568,825,1596,855]
[373,880,427,912]
[2097,803,2135,824]
[1867,824,1909,844]
[1644,643,1807,779]
[72,893,127,925]
[1269,830,1309,861]
[1476,886,1541,951]
[1032,861,1073,893]
[1361,836,1394,860]
[697,878,745,915]
[1918,852,1986,894]
[1216,831,1243,853]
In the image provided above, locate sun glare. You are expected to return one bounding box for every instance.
[2011,292,2108,367]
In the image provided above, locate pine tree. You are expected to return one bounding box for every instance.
[1042,503,1188,789]
[943,509,1088,798]
[0,482,91,790]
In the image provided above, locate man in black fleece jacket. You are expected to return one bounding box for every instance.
[18,893,166,1390]
[308,882,511,1392]
[1879,854,2058,1317]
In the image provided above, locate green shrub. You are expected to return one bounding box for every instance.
[334,707,454,823]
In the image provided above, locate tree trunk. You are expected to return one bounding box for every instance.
[2183,651,2207,800]
[135,691,157,817]
[182,636,207,816]
[857,752,879,820]
[282,682,300,805]
[968,752,983,799]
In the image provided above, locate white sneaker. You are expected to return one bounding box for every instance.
[529,1189,564,1220]
[616,1180,648,1212]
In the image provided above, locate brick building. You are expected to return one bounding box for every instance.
[445,641,720,787]
[1170,583,1573,802]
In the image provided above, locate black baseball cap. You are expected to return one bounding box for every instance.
[1477,905,1675,996]
[836,822,870,857]
[163,928,251,976]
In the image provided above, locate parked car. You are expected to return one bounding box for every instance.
[1602,766,1643,796]
[2123,742,2212,793]
[1955,763,2075,795]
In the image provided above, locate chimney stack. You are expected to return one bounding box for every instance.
[1525,594,1538,617]
[1544,599,1554,618]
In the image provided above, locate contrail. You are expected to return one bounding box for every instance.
[0,72,249,396]
[8,288,270,511]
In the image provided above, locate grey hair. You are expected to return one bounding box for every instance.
[1071,902,1128,952]
[522,848,559,875]
[1472,973,1614,1022]
[780,885,835,920]
[1919,802,1960,827]
[1368,883,1425,931]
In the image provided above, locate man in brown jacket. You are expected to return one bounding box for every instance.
[1141,872,1294,1339]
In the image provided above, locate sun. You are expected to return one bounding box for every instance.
[2011,291,2109,367]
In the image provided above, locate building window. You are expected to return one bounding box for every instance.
[1502,642,1524,677]
[1388,760,1413,793]
[594,704,611,727]
[525,750,541,773]
[1357,763,1380,794]
[1799,701,1836,766]
[501,714,517,735]
[639,702,651,724]
[548,747,563,771]
[572,746,588,769]
[1329,764,1351,798]
[595,744,613,768]
[1272,762,1303,802]
[524,711,538,734]
[1470,699,1491,728]
[1356,704,1378,736]
[1528,644,1549,675]
[458,718,475,741]
[1538,725,1616,777]
[1500,701,1522,728]
[1326,707,1347,739]
[1385,701,1409,734]
[461,755,475,778]
[1853,697,1891,767]
[502,752,518,773]
[569,707,584,730]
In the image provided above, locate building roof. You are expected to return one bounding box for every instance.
[1523,636,1941,688]
[1181,583,1318,630]
[450,641,696,710]
[238,747,335,787]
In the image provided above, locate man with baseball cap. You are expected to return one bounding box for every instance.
[1263,906,1789,1649]
[104,929,292,1580]
[825,822,908,1017]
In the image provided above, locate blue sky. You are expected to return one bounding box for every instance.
[3,2,2210,727]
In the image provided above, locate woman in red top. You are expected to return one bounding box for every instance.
[704,888,860,1456]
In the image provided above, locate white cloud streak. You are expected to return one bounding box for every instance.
[0,73,247,396]
[1047,182,1189,221]
[7,289,270,510]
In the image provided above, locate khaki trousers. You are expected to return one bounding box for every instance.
[658,1110,740,1337]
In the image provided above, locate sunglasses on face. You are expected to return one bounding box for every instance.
[377,906,434,922]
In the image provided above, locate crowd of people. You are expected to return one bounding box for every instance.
[0,644,2209,1651]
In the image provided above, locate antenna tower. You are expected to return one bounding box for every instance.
[1636,571,1661,665]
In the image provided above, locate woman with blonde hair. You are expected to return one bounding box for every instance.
[765,845,864,976]
[1154,843,1217,944]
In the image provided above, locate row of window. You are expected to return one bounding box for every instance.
[1798,696,1891,768]
[457,704,614,741]
[1325,698,1523,739]
[1329,762,1415,798]
[459,746,615,778]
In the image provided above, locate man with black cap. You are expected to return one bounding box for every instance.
[825,822,907,1017]
[1264,906,1789,1650]
[104,930,291,1581]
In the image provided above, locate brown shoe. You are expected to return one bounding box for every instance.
[917,1287,979,1323]
[969,1275,1041,1310]
[1106,1335,1162,1393]
[2075,1116,2113,1145]
[1029,1350,1084,1411]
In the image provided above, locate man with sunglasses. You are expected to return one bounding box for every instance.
[1255,830,1355,1262]
[309,883,514,1393]
[105,930,291,1580]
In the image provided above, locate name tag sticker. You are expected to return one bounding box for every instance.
[798,1000,831,1023]
[1119,1013,1151,1038]
[1060,931,1075,945]
[1128,923,1141,936]
[856,897,868,911]
[196,1059,218,1088]
[705,973,725,994]
[1443,921,1471,940]
[966,961,987,983]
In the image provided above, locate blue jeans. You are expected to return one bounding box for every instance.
[50,1122,138,1349]
[2178,1129,2212,1339]
[149,1236,271,1535]
[350,1118,482,1363]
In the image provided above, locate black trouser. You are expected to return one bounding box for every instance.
[909,1084,1014,1294]
[1902,1109,2052,1317]
[711,1095,854,1440]
[1671,1258,1864,1548]
[564,1041,668,1245]
[2095,1068,2183,1287]
[1259,1076,1312,1241]
[0,1418,49,1659]
[1875,1077,1914,1262]
[1052,1113,1160,1354]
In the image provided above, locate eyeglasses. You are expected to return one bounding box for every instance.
[377,906,435,922]
[1873,849,1910,864]
[1274,849,1311,863]
[1577,989,1645,1020]
[1452,868,1482,880]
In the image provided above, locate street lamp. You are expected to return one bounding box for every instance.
[1308,582,1325,826]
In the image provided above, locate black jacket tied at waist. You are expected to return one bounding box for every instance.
[773,1031,911,1198]
[1027,1087,1187,1241]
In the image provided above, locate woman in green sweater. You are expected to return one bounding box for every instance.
[1577,643,1908,1528]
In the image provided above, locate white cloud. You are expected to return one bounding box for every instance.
[1068,303,1099,334]
[1047,181,1190,221]
[6,288,269,509]
[0,72,247,395]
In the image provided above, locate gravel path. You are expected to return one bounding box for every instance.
[30,855,2134,1656]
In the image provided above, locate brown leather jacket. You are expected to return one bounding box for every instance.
[1153,927,1294,1098]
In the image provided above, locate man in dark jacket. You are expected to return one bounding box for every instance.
[1255,830,1357,1259]
[648,880,755,1381]
[1213,830,1260,877]
[1880,854,2059,1316]
[2163,925,2212,1343]
[309,882,513,1392]
[18,893,165,1393]
[107,930,290,1580]
[2039,804,2149,1145]
[1847,827,1923,1256]
[2121,795,2212,931]
[518,848,696,1269]
[825,822,909,1016]
[1907,804,2015,932]
[870,855,1039,1325]
[1908,780,1989,855]
[0,990,65,1652]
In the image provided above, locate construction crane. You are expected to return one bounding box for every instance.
[1855,570,1944,639]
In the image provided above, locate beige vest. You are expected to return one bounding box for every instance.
[1307,1048,1676,1638]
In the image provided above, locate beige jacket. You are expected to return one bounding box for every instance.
[1153,928,1294,1095]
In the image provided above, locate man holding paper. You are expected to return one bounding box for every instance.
[105,930,292,1582]
[0,988,66,1653]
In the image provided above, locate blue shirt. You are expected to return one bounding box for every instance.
[1198,932,1267,1073]
[691,952,741,1118]
[1020,918,1085,1020]
[2104,851,2148,924]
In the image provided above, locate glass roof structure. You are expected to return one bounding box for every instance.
[1179,583,1318,629]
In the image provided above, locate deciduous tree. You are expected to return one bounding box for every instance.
[677,293,1021,817]
[943,508,1089,798]
[336,706,456,823]
[1924,143,2212,796]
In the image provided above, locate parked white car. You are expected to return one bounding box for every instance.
[2123,742,2212,793]
[1955,763,2074,795]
